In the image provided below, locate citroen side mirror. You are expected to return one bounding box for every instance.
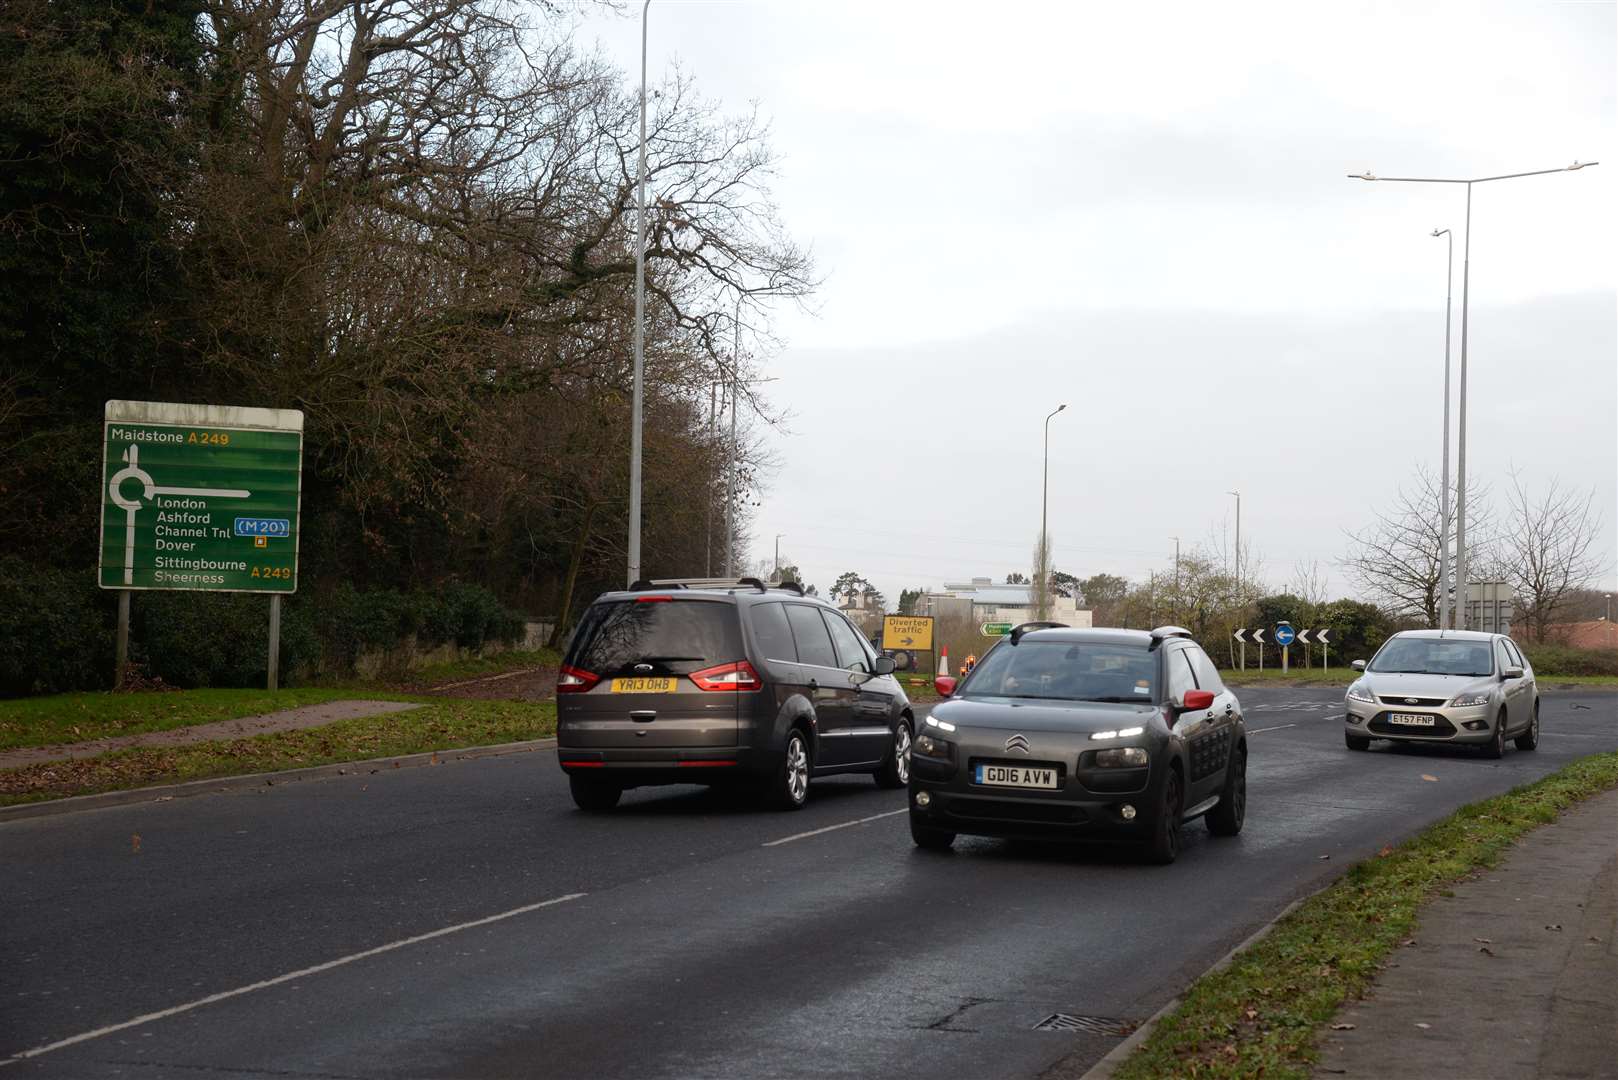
[1177,689,1215,711]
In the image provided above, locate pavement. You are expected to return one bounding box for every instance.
[0,701,424,771]
[1,686,1613,1078]
[1315,787,1618,1080]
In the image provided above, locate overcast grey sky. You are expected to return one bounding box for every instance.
[585,0,1616,604]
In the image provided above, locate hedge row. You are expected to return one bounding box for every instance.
[1521,643,1618,678]
[0,558,526,696]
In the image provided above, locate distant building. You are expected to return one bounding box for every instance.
[919,577,1092,628]
[1545,619,1618,650]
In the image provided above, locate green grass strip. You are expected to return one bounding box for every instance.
[0,699,557,807]
[1115,750,1618,1080]
[0,687,417,751]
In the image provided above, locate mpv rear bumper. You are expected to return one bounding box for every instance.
[558,746,765,786]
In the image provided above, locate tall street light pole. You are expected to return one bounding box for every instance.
[1171,535,1181,614]
[1227,490,1241,598]
[1042,404,1067,617]
[1433,227,1454,630]
[774,534,784,581]
[627,0,651,587]
[1349,160,1597,628]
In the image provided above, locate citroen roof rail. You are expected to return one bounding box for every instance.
[1009,621,1068,645]
[1149,625,1193,648]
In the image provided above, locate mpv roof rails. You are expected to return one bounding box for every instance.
[1149,625,1193,648]
[1009,621,1068,645]
[628,576,806,596]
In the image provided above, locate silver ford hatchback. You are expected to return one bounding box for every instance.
[1343,630,1539,758]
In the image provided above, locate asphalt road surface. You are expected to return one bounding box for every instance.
[3,687,1614,1079]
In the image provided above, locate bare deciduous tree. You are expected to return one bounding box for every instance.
[1345,467,1494,626]
[1497,472,1603,642]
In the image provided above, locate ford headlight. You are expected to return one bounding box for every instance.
[1346,683,1375,704]
[1450,690,1492,707]
[1095,747,1148,768]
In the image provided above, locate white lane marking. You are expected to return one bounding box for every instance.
[763,808,907,847]
[0,892,586,1067]
[1249,723,1299,734]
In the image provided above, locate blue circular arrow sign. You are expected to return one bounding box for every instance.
[1274,624,1296,646]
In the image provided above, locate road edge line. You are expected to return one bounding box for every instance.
[1076,897,1308,1080]
[0,738,558,824]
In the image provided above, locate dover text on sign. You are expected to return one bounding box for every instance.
[882,615,934,651]
[99,400,304,593]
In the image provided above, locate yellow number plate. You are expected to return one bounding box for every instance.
[611,677,677,693]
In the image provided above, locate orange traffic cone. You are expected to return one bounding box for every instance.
[939,646,950,678]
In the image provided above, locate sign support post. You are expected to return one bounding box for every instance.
[267,594,282,691]
[115,591,130,687]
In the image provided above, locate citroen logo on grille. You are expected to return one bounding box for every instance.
[1005,733,1031,754]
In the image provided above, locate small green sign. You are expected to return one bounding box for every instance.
[99,401,304,593]
[980,622,1013,637]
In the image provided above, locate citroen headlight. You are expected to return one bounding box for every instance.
[914,733,952,759]
[1450,690,1492,707]
[1346,683,1375,704]
[1094,746,1148,768]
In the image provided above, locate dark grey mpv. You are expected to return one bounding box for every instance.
[556,579,914,811]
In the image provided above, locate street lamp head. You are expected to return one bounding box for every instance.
[1568,161,1590,170]
[1431,228,1450,238]
[1057,403,1068,412]
[1349,171,1377,181]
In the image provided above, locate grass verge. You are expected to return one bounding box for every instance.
[0,699,557,807]
[1112,750,1618,1080]
[389,648,559,689]
[0,688,412,752]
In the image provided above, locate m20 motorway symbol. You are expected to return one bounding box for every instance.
[99,400,304,594]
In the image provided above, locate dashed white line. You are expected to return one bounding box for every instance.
[1249,723,1299,734]
[763,808,908,847]
[0,891,586,1067]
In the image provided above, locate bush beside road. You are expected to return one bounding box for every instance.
[1107,750,1618,1080]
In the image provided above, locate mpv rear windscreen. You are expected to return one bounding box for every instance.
[566,599,743,676]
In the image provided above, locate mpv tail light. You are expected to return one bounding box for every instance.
[689,660,763,692]
[557,665,601,693]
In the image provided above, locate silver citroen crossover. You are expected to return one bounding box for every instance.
[1343,630,1539,758]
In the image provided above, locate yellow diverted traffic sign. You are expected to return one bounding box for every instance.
[882,615,934,651]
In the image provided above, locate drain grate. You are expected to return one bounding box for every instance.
[1033,1013,1134,1036]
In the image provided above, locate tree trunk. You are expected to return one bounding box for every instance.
[548,501,598,650]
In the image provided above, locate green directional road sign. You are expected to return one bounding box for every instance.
[99,401,304,593]
[980,622,1013,637]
